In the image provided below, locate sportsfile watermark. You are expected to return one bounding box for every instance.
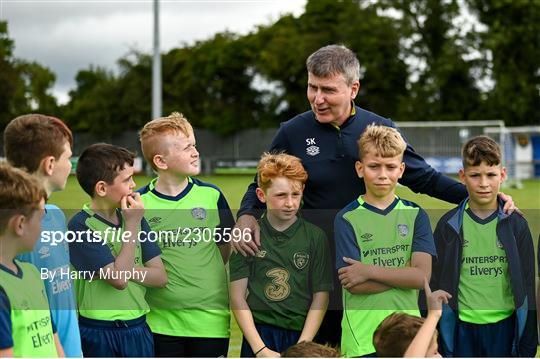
[41,226,253,246]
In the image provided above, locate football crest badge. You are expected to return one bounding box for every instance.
[293,252,309,270]
[397,224,409,237]
[191,207,206,220]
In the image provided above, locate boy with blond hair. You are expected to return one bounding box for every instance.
[431,136,537,357]
[3,114,82,357]
[230,153,332,357]
[0,163,64,357]
[68,143,167,357]
[335,124,436,357]
[139,112,235,357]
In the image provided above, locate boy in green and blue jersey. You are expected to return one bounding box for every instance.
[335,125,436,357]
[4,114,82,357]
[139,112,234,357]
[431,136,537,357]
[230,153,333,357]
[0,163,64,357]
[68,144,167,357]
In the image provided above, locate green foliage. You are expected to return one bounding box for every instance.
[0,21,58,129]
[466,0,540,125]
[2,0,539,131]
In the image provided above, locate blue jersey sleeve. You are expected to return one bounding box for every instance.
[68,214,115,273]
[140,218,161,263]
[334,213,361,270]
[0,287,13,349]
[216,191,235,245]
[411,208,436,256]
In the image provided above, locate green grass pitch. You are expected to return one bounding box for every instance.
[49,175,540,357]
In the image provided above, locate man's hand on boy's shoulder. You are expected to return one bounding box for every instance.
[232,214,260,257]
[338,257,371,289]
[498,192,519,215]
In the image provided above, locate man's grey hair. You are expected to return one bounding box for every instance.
[306,44,360,85]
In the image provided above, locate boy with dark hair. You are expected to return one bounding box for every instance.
[3,113,82,357]
[230,153,333,357]
[68,143,167,357]
[139,113,235,357]
[335,124,436,357]
[0,162,64,357]
[431,135,537,357]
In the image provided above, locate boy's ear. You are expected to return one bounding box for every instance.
[39,155,56,176]
[355,161,363,178]
[458,168,466,183]
[8,214,26,237]
[255,187,267,203]
[153,155,167,171]
[94,180,108,197]
[398,162,405,179]
[500,166,507,182]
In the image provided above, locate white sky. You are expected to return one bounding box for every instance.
[0,0,307,104]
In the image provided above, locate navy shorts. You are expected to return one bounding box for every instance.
[240,323,301,357]
[79,315,154,357]
[453,313,515,357]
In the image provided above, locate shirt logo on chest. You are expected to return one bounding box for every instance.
[305,138,320,156]
[293,252,309,270]
[360,233,373,242]
[397,224,409,238]
[191,208,206,220]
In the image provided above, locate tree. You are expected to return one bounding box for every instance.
[466,0,540,125]
[0,21,58,128]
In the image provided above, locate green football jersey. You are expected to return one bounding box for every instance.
[335,197,436,357]
[458,209,514,324]
[0,261,58,357]
[229,214,333,331]
[69,205,151,321]
[139,177,234,338]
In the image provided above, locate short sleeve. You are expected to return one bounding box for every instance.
[0,287,13,349]
[411,208,436,256]
[68,214,115,273]
[334,213,361,270]
[216,191,235,245]
[140,218,161,263]
[229,252,251,282]
[310,229,333,293]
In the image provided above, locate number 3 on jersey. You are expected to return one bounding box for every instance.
[264,268,290,301]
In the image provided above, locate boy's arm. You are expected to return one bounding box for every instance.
[133,256,167,288]
[340,253,431,289]
[340,207,435,290]
[335,211,391,294]
[98,194,145,289]
[298,291,329,342]
[404,281,451,357]
[230,279,280,358]
[132,219,167,288]
[68,196,143,290]
[54,333,65,357]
